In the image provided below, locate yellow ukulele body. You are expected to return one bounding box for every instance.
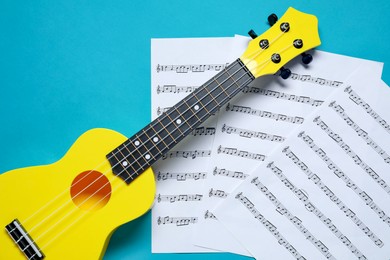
[0,128,156,259]
[0,7,321,259]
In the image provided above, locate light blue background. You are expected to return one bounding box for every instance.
[1,0,389,259]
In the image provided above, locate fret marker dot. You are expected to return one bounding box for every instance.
[194,104,200,110]
[134,140,140,146]
[176,119,182,124]
[145,154,151,160]
[153,137,159,142]
[122,161,128,167]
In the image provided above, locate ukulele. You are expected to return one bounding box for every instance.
[0,7,320,259]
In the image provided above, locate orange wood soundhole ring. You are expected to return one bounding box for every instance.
[70,171,111,211]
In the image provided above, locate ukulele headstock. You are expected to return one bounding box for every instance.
[241,7,321,78]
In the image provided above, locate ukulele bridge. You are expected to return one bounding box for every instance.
[5,219,45,260]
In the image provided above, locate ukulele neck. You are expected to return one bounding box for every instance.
[107,58,255,184]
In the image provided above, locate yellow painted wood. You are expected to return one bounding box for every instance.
[0,128,156,259]
[240,7,321,78]
[0,8,320,259]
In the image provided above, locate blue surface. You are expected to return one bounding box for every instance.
[0,0,389,259]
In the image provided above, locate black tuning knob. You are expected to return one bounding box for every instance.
[268,13,278,26]
[301,53,313,64]
[279,67,291,79]
[248,29,258,39]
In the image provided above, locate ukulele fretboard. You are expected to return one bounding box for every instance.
[107,59,254,184]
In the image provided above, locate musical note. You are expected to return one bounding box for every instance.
[208,64,389,258]
[217,145,265,161]
[161,150,211,160]
[209,188,229,198]
[156,84,199,94]
[264,163,366,258]
[282,146,384,247]
[221,124,285,142]
[191,127,216,136]
[299,132,390,226]
[151,37,260,253]
[157,194,203,203]
[313,116,390,194]
[235,192,306,260]
[329,101,390,163]
[204,210,217,220]
[251,178,336,259]
[242,87,324,107]
[213,167,248,180]
[289,72,343,88]
[156,171,207,181]
[157,216,198,226]
[344,86,390,134]
[156,63,229,73]
[226,103,304,124]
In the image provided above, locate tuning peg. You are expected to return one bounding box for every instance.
[301,53,313,64]
[248,29,258,39]
[279,67,291,79]
[268,13,278,26]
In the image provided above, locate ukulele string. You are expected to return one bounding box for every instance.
[21,30,291,246]
[109,29,289,181]
[17,47,265,244]
[18,50,257,231]
[251,43,293,76]
[32,40,295,253]
[20,26,290,232]
[35,68,258,254]
[23,30,291,251]
[28,63,257,247]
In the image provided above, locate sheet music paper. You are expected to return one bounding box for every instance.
[151,37,245,253]
[215,65,390,259]
[193,43,384,255]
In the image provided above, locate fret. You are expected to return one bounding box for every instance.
[143,126,169,155]
[108,146,134,182]
[213,77,231,100]
[182,99,202,123]
[164,112,184,137]
[225,64,251,95]
[108,59,255,184]
[152,119,174,150]
[193,87,219,114]
[203,80,226,108]
[175,102,200,128]
[113,144,138,173]
[168,105,193,135]
[140,129,162,159]
[127,136,152,165]
[210,74,234,101]
[191,94,211,118]
[158,115,179,144]
[154,118,177,147]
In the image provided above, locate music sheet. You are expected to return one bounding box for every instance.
[215,65,390,259]
[193,46,384,255]
[150,36,247,252]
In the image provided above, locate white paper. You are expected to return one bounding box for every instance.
[194,46,384,255]
[215,65,390,259]
[151,37,245,253]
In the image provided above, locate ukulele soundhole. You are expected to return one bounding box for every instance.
[70,170,111,211]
